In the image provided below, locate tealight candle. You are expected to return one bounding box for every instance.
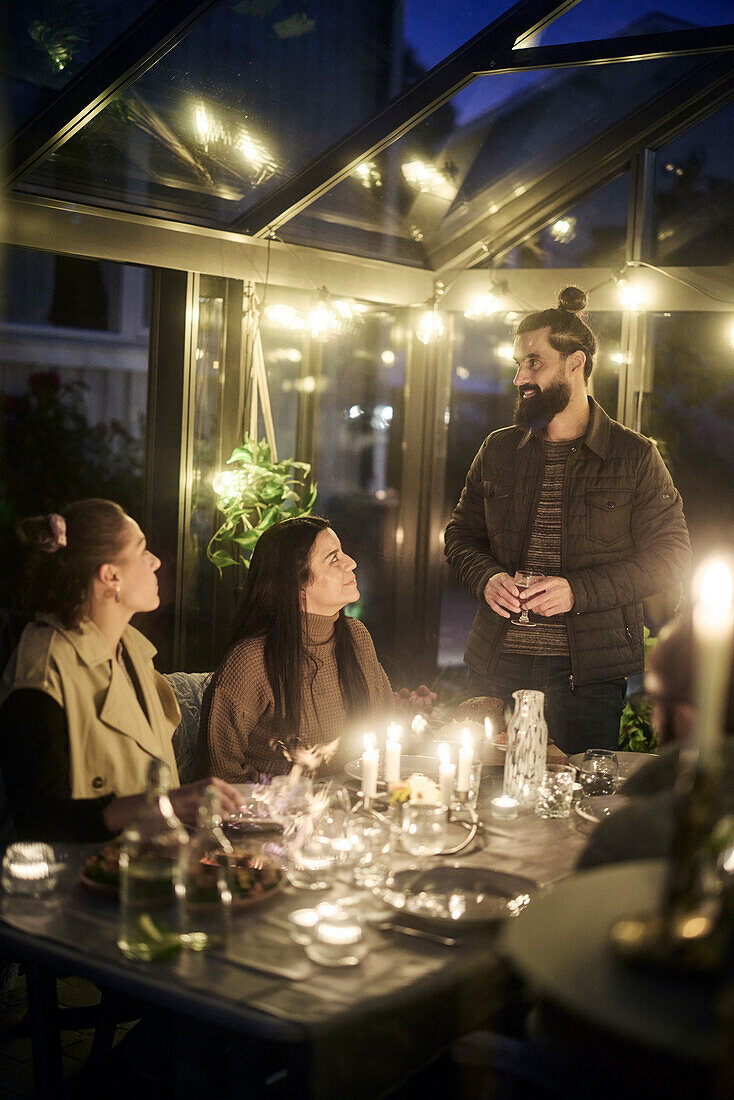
[385,723,402,786]
[692,557,734,769]
[361,733,379,799]
[306,911,368,967]
[456,729,474,793]
[437,742,456,807]
[287,908,320,945]
[490,795,519,822]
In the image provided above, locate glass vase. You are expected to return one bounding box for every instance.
[503,689,548,807]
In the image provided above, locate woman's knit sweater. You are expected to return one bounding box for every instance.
[197,613,393,782]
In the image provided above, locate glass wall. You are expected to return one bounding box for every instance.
[0,245,149,610]
[652,98,734,266]
[643,311,734,554]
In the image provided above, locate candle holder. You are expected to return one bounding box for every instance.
[1,843,57,897]
[490,795,520,822]
[306,909,368,967]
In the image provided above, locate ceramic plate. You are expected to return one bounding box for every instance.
[344,754,440,783]
[381,865,537,927]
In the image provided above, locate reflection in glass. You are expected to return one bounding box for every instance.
[315,310,405,673]
[5,0,156,132]
[0,247,148,609]
[283,56,699,264]
[644,312,734,553]
[653,98,734,266]
[15,2,400,225]
[181,276,227,669]
[499,175,629,270]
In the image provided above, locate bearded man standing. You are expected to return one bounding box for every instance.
[444,286,691,755]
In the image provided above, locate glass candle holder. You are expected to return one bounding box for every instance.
[490,795,520,822]
[287,908,321,946]
[400,803,448,857]
[305,910,368,967]
[1,843,57,897]
[535,764,576,819]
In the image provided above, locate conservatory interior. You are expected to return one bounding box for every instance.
[4,3,734,1098]
[3,0,734,687]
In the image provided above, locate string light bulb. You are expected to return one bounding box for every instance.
[416,308,445,345]
[464,292,503,320]
[616,278,647,312]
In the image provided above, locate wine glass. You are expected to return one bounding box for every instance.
[513,571,545,626]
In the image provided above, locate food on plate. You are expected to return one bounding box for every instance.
[82,842,282,902]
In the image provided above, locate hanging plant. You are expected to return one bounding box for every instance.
[207,434,317,572]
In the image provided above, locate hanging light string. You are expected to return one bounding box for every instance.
[588,259,734,308]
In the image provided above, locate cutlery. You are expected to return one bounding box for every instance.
[377,921,463,947]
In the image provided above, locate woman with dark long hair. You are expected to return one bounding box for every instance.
[0,499,241,841]
[196,516,393,782]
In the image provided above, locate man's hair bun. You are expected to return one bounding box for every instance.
[557,286,587,313]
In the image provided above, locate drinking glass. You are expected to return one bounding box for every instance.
[283,817,339,890]
[535,764,576,818]
[1,843,57,896]
[400,804,448,857]
[347,816,392,889]
[577,749,619,797]
[512,571,545,626]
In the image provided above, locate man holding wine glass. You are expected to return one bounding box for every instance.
[444,286,691,755]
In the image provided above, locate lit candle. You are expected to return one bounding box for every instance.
[437,742,456,807]
[316,919,362,946]
[385,723,402,786]
[456,729,473,793]
[361,733,379,798]
[411,713,428,735]
[692,557,734,769]
[490,795,519,821]
[484,717,493,742]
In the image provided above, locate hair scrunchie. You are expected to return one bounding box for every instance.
[46,513,67,552]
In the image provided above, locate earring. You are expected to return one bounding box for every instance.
[114,586,120,604]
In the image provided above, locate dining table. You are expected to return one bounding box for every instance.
[0,753,599,1100]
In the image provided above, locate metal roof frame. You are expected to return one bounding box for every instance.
[2,0,221,189]
[429,52,734,272]
[231,0,582,235]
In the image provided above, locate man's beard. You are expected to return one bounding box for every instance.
[514,376,572,430]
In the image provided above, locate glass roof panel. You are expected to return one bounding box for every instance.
[281,53,703,265]
[13,1,512,227]
[537,0,734,44]
[498,173,629,269]
[652,97,734,266]
[5,0,158,133]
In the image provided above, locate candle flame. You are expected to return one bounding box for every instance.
[437,742,451,767]
[699,558,734,612]
[461,728,473,750]
[411,714,428,734]
[484,717,493,740]
[363,732,376,752]
[387,722,402,743]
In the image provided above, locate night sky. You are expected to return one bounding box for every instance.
[404,0,734,121]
